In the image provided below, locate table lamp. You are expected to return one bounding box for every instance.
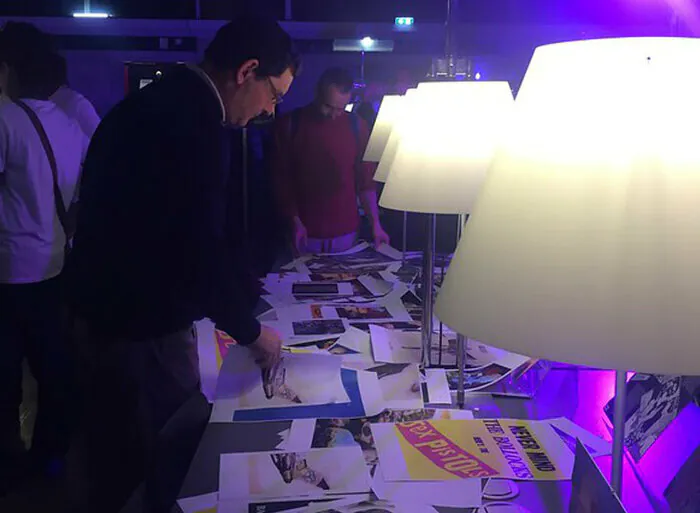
[435,37,700,497]
[364,95,403,162]
[379,81,514,397]
[374,89,416,184]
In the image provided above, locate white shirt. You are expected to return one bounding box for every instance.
[50,85,101,140]
[0,99,88,283]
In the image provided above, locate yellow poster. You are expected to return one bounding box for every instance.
[373,419,574,482]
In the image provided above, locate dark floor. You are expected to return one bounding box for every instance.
[0,365,85,513]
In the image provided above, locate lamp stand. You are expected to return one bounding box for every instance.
[421,214,437,368]
[611,369,627,497]
[402,211,408,265]
[455,213,467,408]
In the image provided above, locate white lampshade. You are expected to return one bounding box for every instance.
[379,81,514,214]
[374,89,417,183]
[436,37,700,376]
[364,95,403,162]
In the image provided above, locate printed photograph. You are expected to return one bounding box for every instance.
[350,321,420,333]
[327,344,361,356]
[336,306,392,321]
[314,499,426,513]
[446,363,510,392]
[230,352,350,410]
[311,409,449,469]
[290,338,341,351]
[247,498,339,513]
[219,446,369,501]
[310,272,362,282]
[365,363,421,402]
[604,374,689,460]
[293,320,346,336]
[350,280,374,298]
[292,283,340,296]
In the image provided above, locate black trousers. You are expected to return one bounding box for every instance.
[0,275,74,471]
[80,326,201,513]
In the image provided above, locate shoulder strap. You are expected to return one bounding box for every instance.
[348,112,360,147]
[14,100,70,236]
[348,113,362,169]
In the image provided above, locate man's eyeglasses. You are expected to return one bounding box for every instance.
[267,77,284,105]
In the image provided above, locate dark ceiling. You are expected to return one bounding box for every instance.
[0,0,678,26]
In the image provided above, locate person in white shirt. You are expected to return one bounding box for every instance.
[48,52,100,140]
[0,22,87,492]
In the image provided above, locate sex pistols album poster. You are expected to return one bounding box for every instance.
[371,418,574,482]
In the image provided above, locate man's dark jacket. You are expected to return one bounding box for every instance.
[67,66,261,345]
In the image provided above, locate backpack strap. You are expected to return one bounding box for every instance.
[14,100,74,244]
[348,113,362,170]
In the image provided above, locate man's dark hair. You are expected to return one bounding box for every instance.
[0,22,55,99]
[204,17,300,79]
[316,67,354,97]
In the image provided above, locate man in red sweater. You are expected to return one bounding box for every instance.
[273,67,389,254]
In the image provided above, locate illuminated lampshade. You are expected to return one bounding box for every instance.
[364,95,403,162]
[374,89,417,183]
[379,81,514,214]
[436,37,700,376]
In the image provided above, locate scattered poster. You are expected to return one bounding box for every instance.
[214,346,349,411]
[372,418,574,482]
[569,440,626,513]
[371,461,481,509]
[421,369,452,405]
[302,498,438,513]
[604,373,690,460]
[211,368,385,423]
[308,409,474,471]
[177,492,218,513]
[546,418,611,458]
[242,496,372,513]
[343,362,423,410]
[218,446,371,502]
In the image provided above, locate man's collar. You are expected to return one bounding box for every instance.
[187,64,226,123]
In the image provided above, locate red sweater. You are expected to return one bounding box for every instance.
[272,106,376,239]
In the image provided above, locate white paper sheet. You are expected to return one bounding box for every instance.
[177,492,218,513]
[195,318,220,403]
[375,244,403,261]
[372,462,482,508]
[218,446,371,502]
[357,275,394,297]
[343,362,423,410]
[220,495,374,513]
[370,325,421,364]
[214,346,349,409]
[547,417,613,457]
[422,369,453,405]
[305,497,437,513]
[335,327,373,357]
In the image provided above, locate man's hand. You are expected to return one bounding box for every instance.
[292,217,308,255]
[372,222,390,248]
[248,325,283,369]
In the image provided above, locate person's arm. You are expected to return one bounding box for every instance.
[355,118,390,246]
[272,115,307,252]
[183,117,262,346]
